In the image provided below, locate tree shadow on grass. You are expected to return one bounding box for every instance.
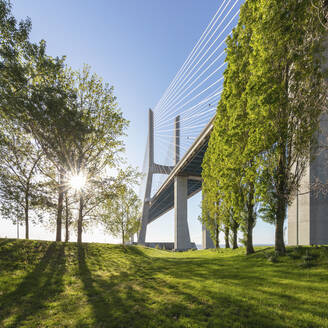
[0,242,66,328]
[149,254,328,328]
[77,244,153,328]
[76,245,296,328]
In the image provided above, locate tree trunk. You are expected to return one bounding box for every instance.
[65,192,69,242]
[77,194,83,243]
[24,190,29,239]
[224,226,230,248]
[215,223,220,248]
[232,223,238,249]
[246,221,254,255]
[246,182,255,255]
[275,197,286,255]
[56,169,64,242]
[274,147,288,255]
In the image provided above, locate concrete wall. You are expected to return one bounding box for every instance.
[310,115,328,244]
[288,116,328,245]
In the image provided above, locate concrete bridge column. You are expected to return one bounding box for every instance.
[174,115,191,250]
[201,191,215,249]
[202,224,214,249]
[174,175,191,250]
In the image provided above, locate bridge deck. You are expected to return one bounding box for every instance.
[148,117,215,223]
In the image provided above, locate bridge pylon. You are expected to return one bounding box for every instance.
[138,109,174,245]
[138,110,195,250]
[137,109,154,245]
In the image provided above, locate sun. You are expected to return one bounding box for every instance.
[69,173,87,191]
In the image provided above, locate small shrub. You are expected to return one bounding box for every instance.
[288,253,301,260]
[300,250,315,268]
[320,247,328,258]
[295,246,304,256]
[265,251,279,263]
[269,252,279,263]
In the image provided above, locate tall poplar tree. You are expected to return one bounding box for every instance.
[203,0,327,256]
[202,1,258,255]
[247,0,327,254]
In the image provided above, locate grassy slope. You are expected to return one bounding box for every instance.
[0,239,327,328]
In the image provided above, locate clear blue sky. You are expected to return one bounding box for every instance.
[0,0,277,245]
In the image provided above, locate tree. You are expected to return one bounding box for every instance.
[246,0,328,254]
[202,0,258,255]
[101,187,141,245]
[66,65,129,243]
[0,120,42,239]
[64,190,73,242]
[1,0,86,241]
[25,61,87,242]
[229,209,239,250]
[203,0,327,256]
[201,182,222,249]
[0,0,32,121]
[68,167,141,242]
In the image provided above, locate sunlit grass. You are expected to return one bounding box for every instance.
[0,238,327,327]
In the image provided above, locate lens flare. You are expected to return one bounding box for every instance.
[69,173,87,191]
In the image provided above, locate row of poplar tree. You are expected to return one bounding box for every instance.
[201,0,328,255]
[0,0,141,244]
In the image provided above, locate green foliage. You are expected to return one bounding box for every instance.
[0,0,88,241]
[0,2,133,242]
[100,186,141,245]
[62,65,130,242]
[202,1,257,255]
[69,64,129,172]
[0,119,45,238]
[202,0,328,255]
[246,0,328,254]
[0,0,31,120]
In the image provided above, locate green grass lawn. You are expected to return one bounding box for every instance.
[0,239,327,328]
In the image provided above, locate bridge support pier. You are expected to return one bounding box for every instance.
[202,224,214,249]
[174,175,191,250]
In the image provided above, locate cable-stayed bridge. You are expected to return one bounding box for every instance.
[137,0,244,250]
[137,0,328,250]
